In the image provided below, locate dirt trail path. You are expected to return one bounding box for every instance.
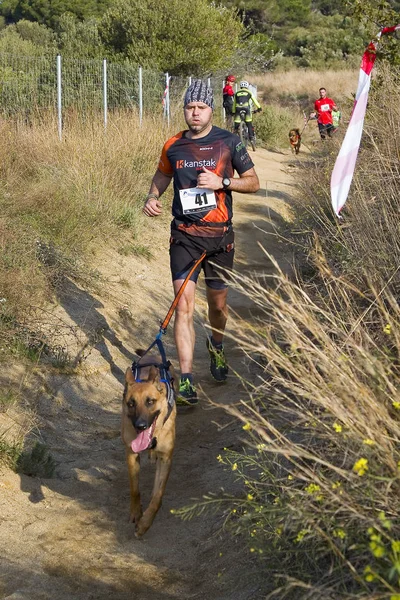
[0,147,296,600]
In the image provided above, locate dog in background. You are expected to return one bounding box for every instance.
[122,350,177,537]
[289,128,301,154]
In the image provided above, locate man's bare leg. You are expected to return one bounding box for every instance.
[173,279,196,374]
[206,286,228,344]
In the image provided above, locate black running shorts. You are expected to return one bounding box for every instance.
[169,228,235,290]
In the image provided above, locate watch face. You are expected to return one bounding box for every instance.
[223,178,231,187]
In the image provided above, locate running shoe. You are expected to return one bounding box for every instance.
[206,338,229,382]
[176,377,198,406]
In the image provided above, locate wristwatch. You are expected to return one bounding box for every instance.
[222,177,231,189]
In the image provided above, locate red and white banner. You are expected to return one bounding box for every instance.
[330,25,400,217]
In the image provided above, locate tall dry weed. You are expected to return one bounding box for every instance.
[0,111,168,359]
[175,67,400,598]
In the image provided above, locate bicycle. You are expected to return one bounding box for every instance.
[238,108,256,151]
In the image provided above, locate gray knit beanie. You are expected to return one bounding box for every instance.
[183,80,214,110]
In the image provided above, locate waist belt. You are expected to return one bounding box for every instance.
[173,218,232,229]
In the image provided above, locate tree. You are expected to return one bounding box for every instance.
[0,0,112,28]
[57,13,104,58]
[99,0,244,75]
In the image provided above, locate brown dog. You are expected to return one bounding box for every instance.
[289,128,301,154]
[122,352,177,537]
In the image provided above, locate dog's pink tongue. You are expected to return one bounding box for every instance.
[131,429,152,454]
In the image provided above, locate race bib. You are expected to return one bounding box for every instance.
[179,187,216,215]
[320,103,330,112]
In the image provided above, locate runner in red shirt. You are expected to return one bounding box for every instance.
[222,75,235,129]
[311,87,338,139]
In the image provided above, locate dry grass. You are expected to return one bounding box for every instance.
[0,111,170,360]
[252,69,359,105]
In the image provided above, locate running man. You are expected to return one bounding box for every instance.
[232,80,262,144]
[143,80,260,405]
[311,87,338,139]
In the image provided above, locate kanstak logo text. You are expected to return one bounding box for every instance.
[176,158,216,169]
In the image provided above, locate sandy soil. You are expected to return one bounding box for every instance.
[0,145,298,600]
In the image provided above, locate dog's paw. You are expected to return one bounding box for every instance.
[135,512,154,538]
[129,506,143,524]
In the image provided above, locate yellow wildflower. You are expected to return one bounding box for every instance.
[305,483,321,495]
[362,439,375,446]
[287,474,293,480]
[383,323,391,335]
[392,401,400,410]
[364,565,377,582]
[242,422,252,431]
[331,481,341,490]
[333,528,346,539]
[247,493,254,501]
[333,422,342,433]
[232,462,238,471]
[295,529,310,543]
[369,533,386,558]
[378,511,391,530]
[353,457,368,476]
[391,541,400,553]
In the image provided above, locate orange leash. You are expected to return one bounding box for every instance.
[159,250,206,333]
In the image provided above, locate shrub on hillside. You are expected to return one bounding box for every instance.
[254,104,293,148]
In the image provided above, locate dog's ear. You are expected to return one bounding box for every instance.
[148,366,164,392]
[148,365,160,383]
[125,367,135,384]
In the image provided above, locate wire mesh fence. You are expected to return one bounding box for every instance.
[0,52,227,129]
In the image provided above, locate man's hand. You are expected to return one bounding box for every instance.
[197,167,223,191]
[143,197,162,217]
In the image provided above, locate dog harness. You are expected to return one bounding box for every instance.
[131,335,176,423]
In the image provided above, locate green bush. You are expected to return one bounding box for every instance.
[254,104,293,148]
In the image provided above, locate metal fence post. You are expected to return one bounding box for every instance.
[103,59,108,130]
[139,66,143,126]
[166,72,170,127]
[222,79,225,122]
[56,54,62,141]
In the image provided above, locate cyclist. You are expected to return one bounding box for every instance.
[143,80,260,405]
[232,81,262,144]
[222,75,235,129]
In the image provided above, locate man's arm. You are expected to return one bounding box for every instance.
[251,92,261,111]
[310,99,318,119]
[232,94,237,114]
[143,169,173,217]
[197,166,260,194]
